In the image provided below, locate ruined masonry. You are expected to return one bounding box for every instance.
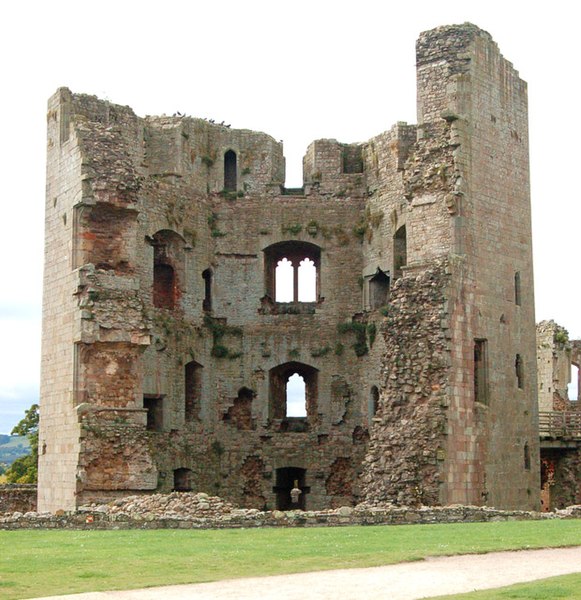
[39,23,540,513]
[536,321,581,510]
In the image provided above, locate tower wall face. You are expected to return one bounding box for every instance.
[39,24,539,512]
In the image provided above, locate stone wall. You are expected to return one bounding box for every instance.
[39,23,539,513]
[0,485,37,513]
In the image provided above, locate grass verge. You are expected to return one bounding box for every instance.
[426,572,581,599]
[0,519,580,599]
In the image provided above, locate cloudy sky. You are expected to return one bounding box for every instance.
[0,0,578,433]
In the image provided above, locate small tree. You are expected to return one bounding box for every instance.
[5,404,39,484]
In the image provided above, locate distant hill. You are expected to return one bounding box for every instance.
[0,435,30,466]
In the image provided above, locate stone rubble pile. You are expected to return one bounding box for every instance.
[78,492,238,520]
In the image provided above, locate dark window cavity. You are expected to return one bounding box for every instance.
[514,271,521,306]
[224,150,237,192]
[144,395,163,431]
[393,225,407,279]
[202,268,212,312]
[515,354,524,389]
[474,339,489,404]
[173,468,192,491]
[185,361,203,421]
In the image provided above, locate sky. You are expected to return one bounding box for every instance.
[0,0,579,433]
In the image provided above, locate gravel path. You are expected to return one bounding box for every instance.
[33,546,581,600]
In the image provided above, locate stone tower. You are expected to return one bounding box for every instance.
[39,23,539,512]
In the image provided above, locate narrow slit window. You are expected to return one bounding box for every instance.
[474,339,489,404]
[202,268,212,312]
[393,225,407,279]
[515,354,524,389]
[224,150,237,192]
[514,272,521,306]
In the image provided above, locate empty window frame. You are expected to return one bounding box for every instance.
[368,385,379,424]
[202,268,212,312]
[269,362,318,422]
[184,361,203,421]
[224,150,237,192]
[143,395,163,431]
[368,269,390,310]
[474,339,489,404]
[515,354,524,389]
[393,225,407,279]
[152,230,185,310]
[524,443,531,471]
[173,468,192,491]
[514,271,521,306]
[264,242,321,303]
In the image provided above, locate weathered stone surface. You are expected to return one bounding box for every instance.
[39,23,539,514]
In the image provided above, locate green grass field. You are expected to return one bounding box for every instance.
[429,572,581,599]
[1,519,580,599]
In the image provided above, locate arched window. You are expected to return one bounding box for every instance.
[264,242,321,303]
[269,361,318,425]
[224,150,237,192]
[393,225,407,279]
[151,230,185,310]
[286,374,306,417]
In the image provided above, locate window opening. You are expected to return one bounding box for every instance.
[369,386,379,424]
[269,361,318,427]
[143,395,163,431]
[286,374,306,417]
[275,258,294,302]
[273,467,309,510]
[369,269,390,309]
[569,363,579,401]
[474,339,489,404]
[185,361,203,421]
[153,264,176,309]
[202,268,212,312]
[515,354,524,389]
[265,242,321,304]
[524,443,531,471]
[173,468,192,491]
[341,144,364,174]
[224,150,237,192]
[152,230,185,310]
[514,271,521,306]
[393,225,407,279]
[298,258,316,302]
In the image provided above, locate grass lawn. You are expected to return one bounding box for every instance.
[0,519,580,599]
[428,572,581,599]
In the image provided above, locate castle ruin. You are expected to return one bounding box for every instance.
[38,23,541,512]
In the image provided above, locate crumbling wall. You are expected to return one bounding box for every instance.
[537,321,573,411]
[362,261,450,506]
[0,485,37,513]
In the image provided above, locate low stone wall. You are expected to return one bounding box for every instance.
[3,503,581,531]
[2,491,580,531]
[0,484,37,514]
